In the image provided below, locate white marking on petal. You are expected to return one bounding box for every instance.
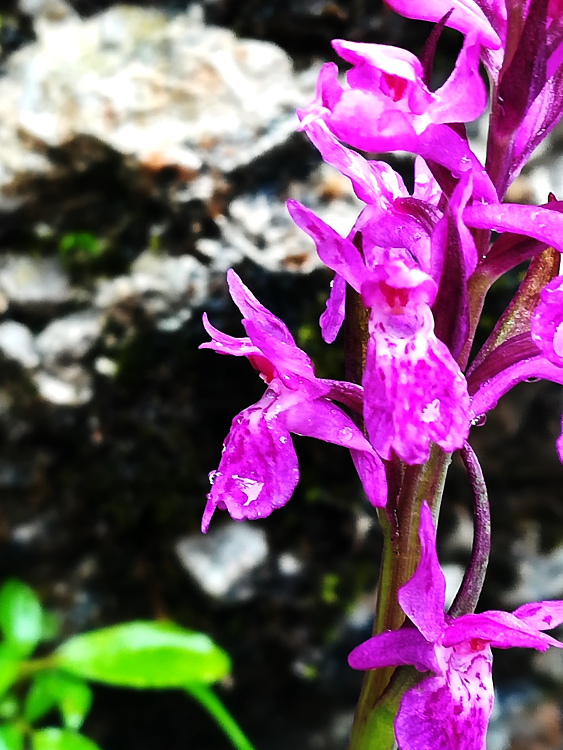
[231,475,265,506]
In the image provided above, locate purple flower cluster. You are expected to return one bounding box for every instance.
[200,0,563,747]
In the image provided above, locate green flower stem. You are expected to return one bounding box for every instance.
[347,446,452,750]
[342,267,456,750]
[186,683,258,750]
[18,656,57,679]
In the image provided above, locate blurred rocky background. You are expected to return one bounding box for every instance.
[0,1,562,748]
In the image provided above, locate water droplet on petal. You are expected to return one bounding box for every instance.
[208,469,222,485]
[471,414,487,427]
[232,474,264,506]
[338,426,354,442]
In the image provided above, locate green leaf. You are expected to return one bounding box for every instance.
[0,581,43,658]
[186,684,258,750]
[32,729,101,750]
[58,233,102,258]
[24,675,57,725]
[0,724,24,750]
[0,646,22,699]
[0,695,18,722]
[55,621,230,688]
[25,672,92,730]
[57,678,92,732]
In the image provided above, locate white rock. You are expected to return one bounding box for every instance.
[0,256,71,310]
[176,522,268,599]
[34,367,92,406]
[36,311,103,366]
[0,4,308,197]
[0,321,40,369]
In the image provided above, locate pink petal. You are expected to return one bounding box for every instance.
[302,119,406,205]
[284,397,372,451]
[395,649,494,750]
[443,611,563,651]
[364,325,471,464]
[464,202,563,254]
[349,448,388,508]
[383,0,502,51]
[319,273,346,344]
[226,270,298,349]
[399,502,447,641]
[513,600,563,631]
[432,33,489,124]
[478,201,563,278]
[333,39,426,86]
[243,319,318,389]
[469,356,563,419]
[413,157,442,205]
[298,61,341,124]
[202,399,299,532]
[348,627,437,673]
[200,313,259,358]
[287,201,365,292]
[531,276,563,366]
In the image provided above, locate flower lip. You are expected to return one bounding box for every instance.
[201,271,389,531]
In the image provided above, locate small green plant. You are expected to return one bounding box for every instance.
[0,580,255,750]
[58,233,105,261]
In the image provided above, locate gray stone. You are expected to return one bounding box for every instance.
[442,563,464,609]
[18,0,76,22]
[0,321,40,369]
[0,4,312,201]
[95,252,209,330]
[504,541,563,607]
[219,162,364,273]
[175,521,268,600]
[33,367,92,406]
[0,255,71,312]
[36,310,104,367]
[30,310,103,406]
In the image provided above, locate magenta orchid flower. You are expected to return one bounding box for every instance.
[290,79,563,468]
[287,148,472,465]
[298,36,496,201]
[199,269,386,531]
[362,259,471,463]
[288,199,472,464]
[349,502,563,750]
